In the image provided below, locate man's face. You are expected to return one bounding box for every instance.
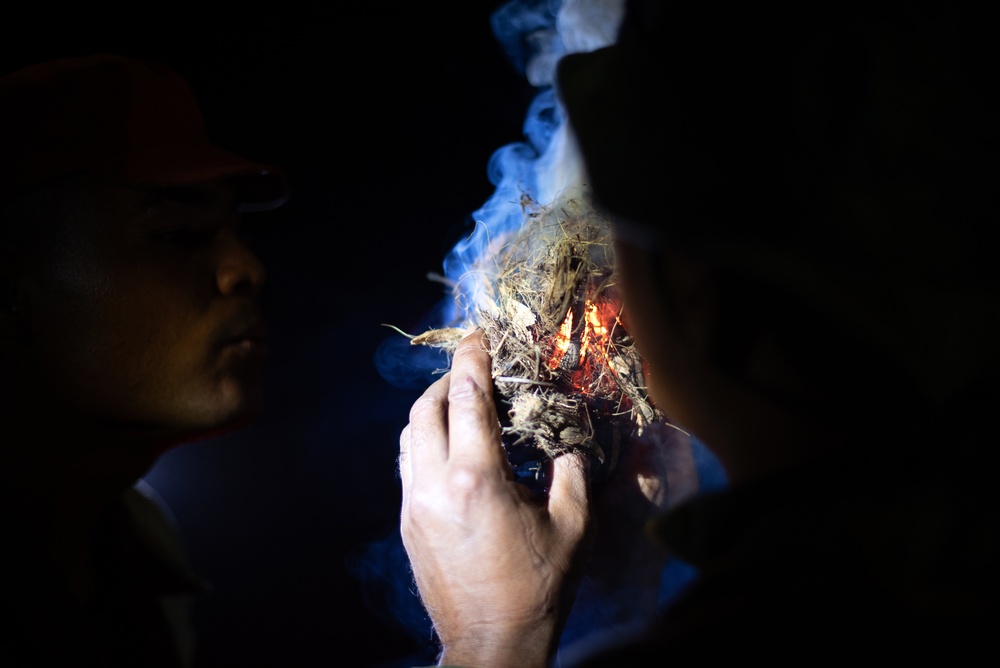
[14,175,269,445]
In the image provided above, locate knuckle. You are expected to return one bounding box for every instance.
[447,373,489,406]
[405,488,437,520]
[446,463,487,496]
[404,463,488,524]
[408,391,444,425]
[404,488,449,532]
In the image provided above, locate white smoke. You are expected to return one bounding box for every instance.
[441,0,626,328]
[374,0,627,388]
[558,0,626,55]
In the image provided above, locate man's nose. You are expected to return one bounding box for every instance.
[213,228,267,297]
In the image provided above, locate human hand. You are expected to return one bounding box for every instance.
[399,330,592,668]
[584,420,698,610]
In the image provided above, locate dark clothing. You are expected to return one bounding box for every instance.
[0,482,204,667]
[567,443,1000,664]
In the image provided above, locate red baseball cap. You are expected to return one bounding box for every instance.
[0,53,288,211]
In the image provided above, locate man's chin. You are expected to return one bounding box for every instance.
[148,393,265,453]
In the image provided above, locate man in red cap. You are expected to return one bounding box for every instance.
[0,54,287,665]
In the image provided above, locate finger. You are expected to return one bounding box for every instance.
[446,330,505,466]
[547,451,591,541]
[406,371,452,476]
[398,423,412,494]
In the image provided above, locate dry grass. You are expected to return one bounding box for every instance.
[409,190,661,477]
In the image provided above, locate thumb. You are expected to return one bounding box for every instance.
[547,451,592,542]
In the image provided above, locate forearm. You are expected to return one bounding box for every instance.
[437,618,558,668]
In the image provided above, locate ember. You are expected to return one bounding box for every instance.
[409,190,662,490]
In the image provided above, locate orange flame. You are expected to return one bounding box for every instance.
[548,300,618,395]
[580,302,609,361]
[549,310,575,370]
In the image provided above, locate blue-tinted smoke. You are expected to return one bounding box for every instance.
[375,0,606,388]
[364,0,729,661]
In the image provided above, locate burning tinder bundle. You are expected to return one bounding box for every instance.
[411,191,662,486]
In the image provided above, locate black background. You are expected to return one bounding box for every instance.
[7,4,996,665]
[5,2,538,666]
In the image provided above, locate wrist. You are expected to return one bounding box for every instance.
[437,619,559,668]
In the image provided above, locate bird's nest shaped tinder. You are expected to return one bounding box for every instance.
[407,190,663,483]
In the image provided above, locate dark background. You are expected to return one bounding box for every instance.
[4,2,539,666]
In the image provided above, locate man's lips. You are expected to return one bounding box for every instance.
[222,320,269,359]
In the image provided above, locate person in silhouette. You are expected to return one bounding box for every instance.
[0,53,286,665]
[398,1,1000,664]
